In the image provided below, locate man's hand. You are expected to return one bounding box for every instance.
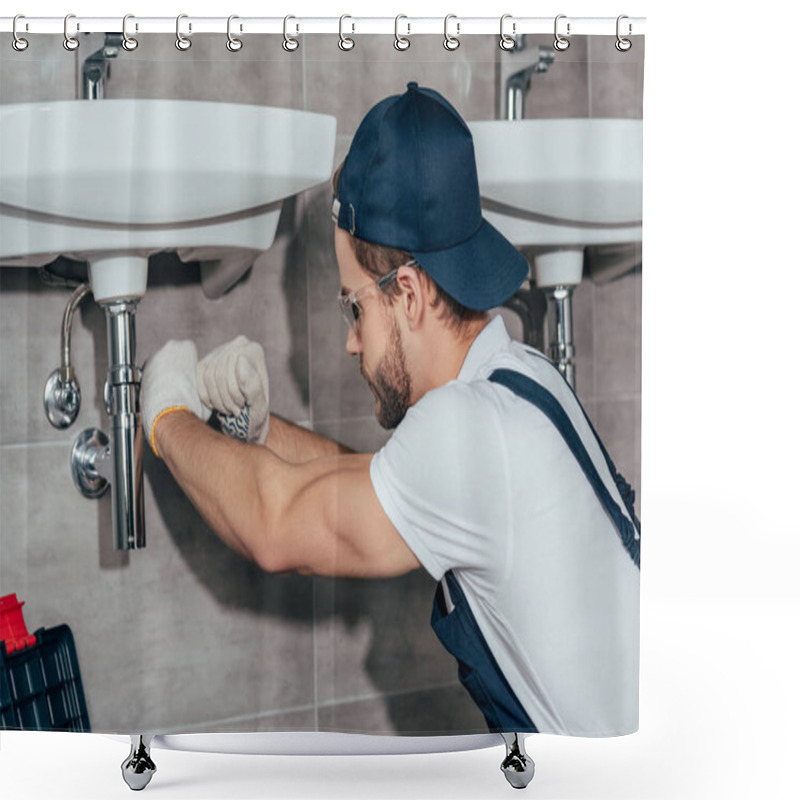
[140,340,211,457]
[197,335,270,445]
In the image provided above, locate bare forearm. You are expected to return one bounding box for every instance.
[153,410,416,579]
[265,414,354,462]
[156,410,283,563]
[154,410,360,572]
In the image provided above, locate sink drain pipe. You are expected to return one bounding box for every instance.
[71,255,148,551]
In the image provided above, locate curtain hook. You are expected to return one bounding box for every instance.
[63,13,79,51]
[615,15,632,52]
[338,14,355,51]
[122,15,139,51]
[394,15,410,51]
[175,14,192,51]
[227,15,243,51]
[499,14,516,51]
[283,15,299,52]
[12,15,29,52]
[554,14,570,51]
[443,14,460,51]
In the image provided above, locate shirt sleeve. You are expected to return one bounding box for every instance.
[370,380,510,582]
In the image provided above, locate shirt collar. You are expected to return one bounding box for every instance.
[458,315,511,382]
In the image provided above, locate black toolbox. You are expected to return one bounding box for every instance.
[0,593,90,732]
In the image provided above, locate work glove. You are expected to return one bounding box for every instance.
[140,340,211,458]
[196,335,270,445]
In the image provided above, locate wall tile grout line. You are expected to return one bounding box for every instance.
[581,393,642,405]
[299,36,319,728]
[315,679,466,710]
[588,35,594,118]
[178,678,469,733]
[0,440,74,452]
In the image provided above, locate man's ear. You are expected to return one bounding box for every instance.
[395,265,426,331]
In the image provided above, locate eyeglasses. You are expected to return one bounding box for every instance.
[337,260,418,333]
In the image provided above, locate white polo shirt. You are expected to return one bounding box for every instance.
[370,316,640,736]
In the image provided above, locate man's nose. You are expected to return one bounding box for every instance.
[345,326,361,356]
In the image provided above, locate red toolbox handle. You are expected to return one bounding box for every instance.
[0,593,38,654]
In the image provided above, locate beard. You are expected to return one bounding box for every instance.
[360,317,412,430]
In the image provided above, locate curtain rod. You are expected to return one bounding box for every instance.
[1,16,646,37]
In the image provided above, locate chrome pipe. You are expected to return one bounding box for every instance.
[506,82,526,121]
[61,282,91,376]
[82,33,122,100]
[82,64,105,100]
[545,286,576,389]
[103,300,145,550]
[503,46,556,120]
[44,282,92,430]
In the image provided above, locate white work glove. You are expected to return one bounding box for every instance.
[196,335,270,445]
[140,340,211,458]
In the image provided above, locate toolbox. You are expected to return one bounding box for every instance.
[0,593,90,732]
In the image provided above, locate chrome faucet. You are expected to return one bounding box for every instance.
[504,46,555,120]
[82,33,123,99]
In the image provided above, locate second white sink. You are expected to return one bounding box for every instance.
[469,118,643,247]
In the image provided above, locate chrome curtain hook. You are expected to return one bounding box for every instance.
[175,14,192,50]
[227,15,243,51]
[122,15,139,51]
[616,15,632,52]
[338,14,355,51]
[394,15,410,51]
[554,14,570,51]
[283,15,299,52]
[12,14,29,52]
[499,14,516,51]
[443,14,460,51]
[63,13,79,51]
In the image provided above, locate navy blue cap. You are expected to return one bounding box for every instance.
[334,82,528,311]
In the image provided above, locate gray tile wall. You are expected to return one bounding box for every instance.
[0,33,642,735]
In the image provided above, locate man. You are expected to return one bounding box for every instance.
[142,83,641,737]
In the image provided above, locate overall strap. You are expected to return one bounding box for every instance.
[489,368,641,569]
[431,571,538,733]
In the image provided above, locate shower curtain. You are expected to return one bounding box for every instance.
[0,23,643,745]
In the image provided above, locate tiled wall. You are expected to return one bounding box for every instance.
[0,32,642,735]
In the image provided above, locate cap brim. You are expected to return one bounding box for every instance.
[411,219,529,311]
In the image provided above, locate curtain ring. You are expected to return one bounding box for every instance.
[443,14,460,51]
[615,15,632,52]
[175,14,192,51]
[554,14,570,51]
[122,15,139,51]
[499,14,516,51]
[394,15,410,51]
[283,15,299,52]
[227,15,243,51]
[338,15,355,51]
[63,14,79,51]
[12,15,29,52]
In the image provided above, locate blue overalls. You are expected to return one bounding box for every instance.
[430,368,642,733]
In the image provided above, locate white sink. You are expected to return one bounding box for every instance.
[0,99,337,298]
[469,119,642,248]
